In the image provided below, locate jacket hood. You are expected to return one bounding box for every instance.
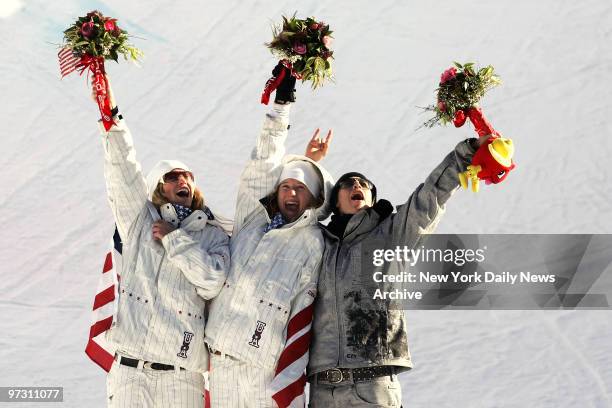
[280,154,334,221]
[145,159,192,200]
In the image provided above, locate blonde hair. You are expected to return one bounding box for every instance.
[151,183,205,211]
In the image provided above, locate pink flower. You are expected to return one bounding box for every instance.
[322,35,333,49]
[440,67,457,84]
[437,101,447,112]
[104,18,117,32]
[80,21,95,38]
[293,42,307,55]
[310,22,320,30]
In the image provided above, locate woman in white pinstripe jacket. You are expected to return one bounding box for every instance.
[94,76,230,407]
[204,64,334,407]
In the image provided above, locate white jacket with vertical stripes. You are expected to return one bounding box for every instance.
[204,105,333,370]
[101,116,230,372]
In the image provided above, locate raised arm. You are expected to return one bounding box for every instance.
[233,63,297,232]
[233,104,291,232]
[97,76,149,240]
[389,137,485,246]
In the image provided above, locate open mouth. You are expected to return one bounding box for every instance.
[284,200,299,211]
[176,187,190,198]
[350,191,364,201]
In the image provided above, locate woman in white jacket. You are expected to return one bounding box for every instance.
[94,77,230,407]
[204,64,334,407]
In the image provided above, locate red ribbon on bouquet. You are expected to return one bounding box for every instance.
[77,55,114,131]
[452,106,501,138]
[260,60,302,105]
[58,48,114,131]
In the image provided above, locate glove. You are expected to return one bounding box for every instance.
[261,61,297,105]
[273,62,296,104]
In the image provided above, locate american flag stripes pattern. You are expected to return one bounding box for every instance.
[85,228,122,372]
[270,300,315,408]
[84,227,211,407]
[58,47,80,78]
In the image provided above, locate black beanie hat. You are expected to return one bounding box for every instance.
[329,172,377,214]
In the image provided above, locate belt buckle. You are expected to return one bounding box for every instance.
[143,361,153,370]
[327,368,344,384]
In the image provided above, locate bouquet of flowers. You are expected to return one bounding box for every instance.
[57,10,142,130]
[422,62,515,192]
[266,14,333,89]
[422,62,500,128]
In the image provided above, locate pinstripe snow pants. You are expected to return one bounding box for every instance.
[106,362,204,407]
[208,353,276,407]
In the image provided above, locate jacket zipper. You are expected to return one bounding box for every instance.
[333,240,343,367]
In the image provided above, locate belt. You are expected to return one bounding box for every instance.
[116,355,185,371]
[310,366,395,385]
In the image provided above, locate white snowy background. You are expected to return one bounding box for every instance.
[1,0,611,407]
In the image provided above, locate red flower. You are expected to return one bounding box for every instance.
[293,42,307,55]
[440,67,457,84]
[437,101,447,112]
[310,22,320,30]
[80,21,96,38]
[104,18,117,32]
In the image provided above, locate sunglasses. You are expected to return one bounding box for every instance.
[338,177,372,190]
[162,170,194,184]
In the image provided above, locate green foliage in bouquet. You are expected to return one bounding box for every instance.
[62,10,143,62]
[267,14,334,88]
[423,62,501,128]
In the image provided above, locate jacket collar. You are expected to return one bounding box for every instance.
[159,203,210,232]
[323,199,394,243]
[281,207,320,229]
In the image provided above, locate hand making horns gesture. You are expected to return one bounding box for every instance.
[305,128,333,162]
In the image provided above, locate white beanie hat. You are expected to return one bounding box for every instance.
[277,160,322,197]
[145,160,193,200]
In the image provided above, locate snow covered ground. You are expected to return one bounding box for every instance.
[1,0,611,406]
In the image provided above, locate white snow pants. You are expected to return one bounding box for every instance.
[106,361,204,407]
[208,352,276,407]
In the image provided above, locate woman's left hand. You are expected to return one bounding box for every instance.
[152,220,176,241]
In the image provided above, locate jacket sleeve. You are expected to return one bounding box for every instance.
[100,116,149,241]
[233,104,291,233]
[390,139,477,247]
[270,248,321,403]
[161,225,230,300]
